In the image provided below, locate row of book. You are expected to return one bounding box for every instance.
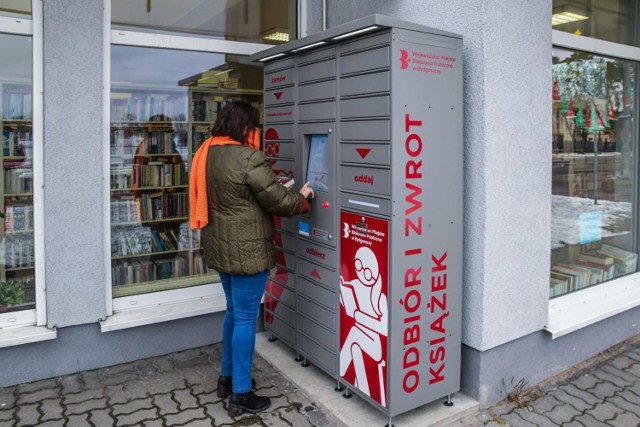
[110,193,188,224]
[550,244,638,297]
[111,129,187,155]
[111,227,183,257]
[110,96,186,123]
[137,192,188,221]
[2,90,33,120]
[192,99,220,122]
[132,162,186,188]
[111,256,189,286]
[4,204,34,233]
[110,162,186,190]
[4,167,32,194]
[2,129,32,157]
[2,235,34,269]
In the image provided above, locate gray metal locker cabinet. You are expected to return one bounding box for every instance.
[252,14,463,420]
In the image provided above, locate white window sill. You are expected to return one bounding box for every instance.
[100,293,228,332]
[546,272,640,339]
[0,325,57,349]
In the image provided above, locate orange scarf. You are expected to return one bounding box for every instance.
[189,130,260,229]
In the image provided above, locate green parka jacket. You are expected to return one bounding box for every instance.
[202,144,310,275]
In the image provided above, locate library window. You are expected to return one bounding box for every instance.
[0,31,35,313]
[552,0,638,47]
[550,47,637,298]
[112,0,296,45]
[110,45,263,297]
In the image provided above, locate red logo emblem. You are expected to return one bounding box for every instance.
[400,49,409,69]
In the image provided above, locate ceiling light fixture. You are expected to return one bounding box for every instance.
[552,11,589,26]
[262,28,290,43]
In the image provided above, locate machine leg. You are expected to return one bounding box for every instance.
[334,380,344,392]
[294,353,303,362]
[343,387,352,399]
[443,394,453,406]
[301,357,309,367]
[385,414,394,427]
[268,334,277,342]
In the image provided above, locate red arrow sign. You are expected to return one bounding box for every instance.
[356,148,372,159]
[310,268,321,280]
[274,91,283,100]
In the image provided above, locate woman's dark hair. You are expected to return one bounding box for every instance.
[210,100,260,145]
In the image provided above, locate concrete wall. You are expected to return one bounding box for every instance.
[308,0,553,352]
[43,0,106,327]
[0,312,225,387]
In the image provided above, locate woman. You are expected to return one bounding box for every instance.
[189,100,314,416]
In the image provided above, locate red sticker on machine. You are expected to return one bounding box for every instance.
[339,211,389,407]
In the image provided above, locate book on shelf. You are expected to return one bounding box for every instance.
[551,263,592,289]
[575,260,615,281]
[597,244,638,275]
[577,252,614,266]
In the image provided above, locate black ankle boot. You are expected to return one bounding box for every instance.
[216,375,257,398]
[228,390,271,416]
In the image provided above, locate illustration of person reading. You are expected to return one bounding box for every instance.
[339,246,388,403]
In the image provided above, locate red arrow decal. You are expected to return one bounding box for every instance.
[356,148,372,159]
[274,91,283,100]
[311,269,321,280]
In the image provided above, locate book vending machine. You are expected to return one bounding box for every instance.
[251,15,463,420]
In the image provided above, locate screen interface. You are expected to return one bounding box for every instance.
[305,134,329,193]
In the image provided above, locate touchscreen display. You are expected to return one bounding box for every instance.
[305,134,329,193]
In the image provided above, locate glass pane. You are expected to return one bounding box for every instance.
[0,32,35,312]
[112,0,296,44]
[0,0,31,16]
[110,45,263,297]
[551,47,637,298]
[552,0,638,46]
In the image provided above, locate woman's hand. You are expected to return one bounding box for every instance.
[299,181,315,199]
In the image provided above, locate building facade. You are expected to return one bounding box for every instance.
[1,0,639,408]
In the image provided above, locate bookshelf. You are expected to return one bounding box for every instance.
[109,86,262,297]
[0,82,36,311]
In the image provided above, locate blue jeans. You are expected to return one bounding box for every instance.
[219,270,268,394]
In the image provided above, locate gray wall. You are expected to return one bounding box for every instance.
[308,0,553,352]
[43,0,106,326]
[0,312,225,387]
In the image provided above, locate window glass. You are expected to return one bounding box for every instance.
[0,32,35,312]
[112,0,296,44]
[552,0,638,46]
[110,45,263,297]
[0,0,31,16]
[551,47,637,298]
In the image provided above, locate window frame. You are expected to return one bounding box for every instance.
[0,1,51,345]
[102,1,286,329]
[547,29,640,337]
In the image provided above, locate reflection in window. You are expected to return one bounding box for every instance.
[550,48,637,298]
[111,0,296,44]
[0,33,35,312]
[110,45,263,297]
[0,0,31,16]
[552,0,638,46]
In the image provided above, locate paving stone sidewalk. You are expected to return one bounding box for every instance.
[452,334,640,427]
[2,333,640,426]
[0,343,341,427]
